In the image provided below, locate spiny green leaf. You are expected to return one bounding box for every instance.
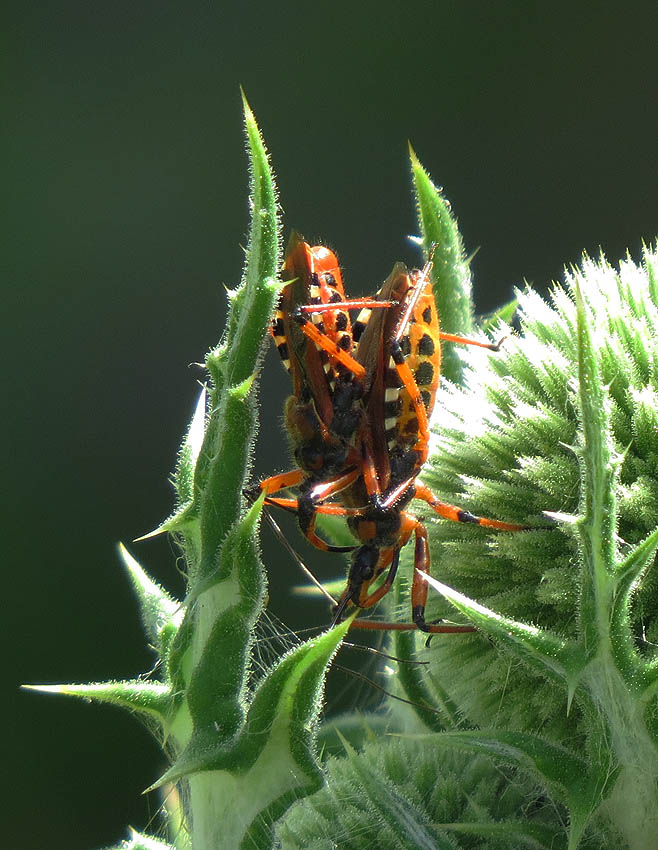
[481,296,519,331]
[574,280,617,658]
[610,524,658,689]
[409,143,473,383]
[156,621,348,783]
[192,95,279,533]
[174,385,208,507]
[213,92,280,389]
[118,543,181,642]
[151,622,348,850]
[615,523,658,587]
[422,571,584,684]
[419,729,586,795]
[24,681,172,722]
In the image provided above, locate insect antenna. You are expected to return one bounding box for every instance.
[261,504,338,605]
[341,641,429,666]
[330,663,443,716]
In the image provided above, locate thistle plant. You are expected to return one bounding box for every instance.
[29,101,658,850]
[278,165,658,849]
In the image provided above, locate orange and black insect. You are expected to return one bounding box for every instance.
[257,236,524,631]
[258,233,370,552]
[326,260,524,631]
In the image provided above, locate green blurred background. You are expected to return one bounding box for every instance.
[5,2,658,847]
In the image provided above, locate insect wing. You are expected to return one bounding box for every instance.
[356,262,442,492]
[273,233,349,422]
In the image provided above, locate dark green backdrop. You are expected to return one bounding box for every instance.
[6,2,658,848]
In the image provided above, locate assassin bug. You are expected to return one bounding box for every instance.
[257,232,394,553]
[322,261,525,631]
[269,232,363,475]
[257,237,525,631]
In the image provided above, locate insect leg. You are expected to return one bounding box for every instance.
[414,482,526,530]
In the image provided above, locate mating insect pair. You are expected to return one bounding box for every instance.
[254,232,524,633]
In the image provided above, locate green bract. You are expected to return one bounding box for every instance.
[29,102,658,850]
